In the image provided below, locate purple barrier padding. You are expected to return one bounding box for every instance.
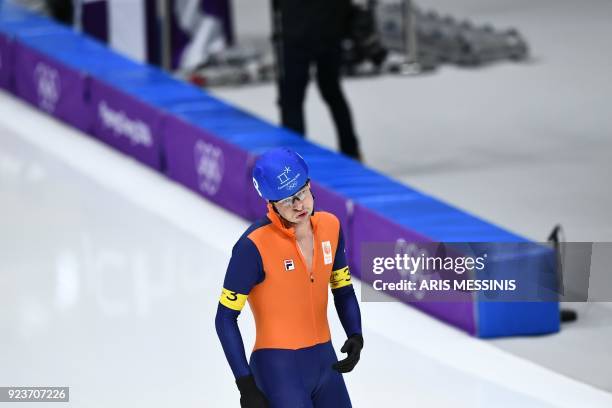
[311,183,350,228]
[13,40,90,132]
[352,202,477,335]
[311,181,351,235]
[163,116,251,219]
[89,78,165,170]
[0,33,13,91]
[310,182,355,269]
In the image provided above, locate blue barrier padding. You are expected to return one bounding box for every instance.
[125,84,209,105]
[97,74,215,109]
[0,17,64,48]
[16,28,94,47]
[1,22,72,37]
[232,135,331,156]
[1,3,560,338]
[0,2,50,23]
[14,26,217,113]
[237,135,325,151]
[478,302,560,337]
[70,55,143,77]
[473,242,559,337]
[17,32,139,72]
[0,14,54,29]
[187,109,265,125]
[230,133,309,150]
[355,192,525,242]
[165,98,232,115]
[11,30,141,83]
[95,64,168,82]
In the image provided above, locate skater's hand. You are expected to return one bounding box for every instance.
[236,375,268,408]
[332,333,363,373]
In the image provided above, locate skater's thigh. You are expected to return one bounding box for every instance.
[312,342,352,408]
[250,348,313,408]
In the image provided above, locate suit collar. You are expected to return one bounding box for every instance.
[266,203,318,237]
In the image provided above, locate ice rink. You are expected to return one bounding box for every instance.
[2,0,612,406]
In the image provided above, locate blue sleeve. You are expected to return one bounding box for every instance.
[332,225,362,337]
[215,236,264,379]
[215,304,250,379]
[333,285,362,337]
[223,236,265,294]
[332,225,348,271]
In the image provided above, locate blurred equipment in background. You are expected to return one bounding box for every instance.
[341,0,388,75]
[547,224,579,324]
[376,0,530,71]
[29,0,529,84]
[172,0,227,70]
[187,0,530,87]
[187,46,275,87]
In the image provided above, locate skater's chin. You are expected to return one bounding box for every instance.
[291,209,311,223]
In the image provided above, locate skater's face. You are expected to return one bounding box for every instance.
[272,182,313,225]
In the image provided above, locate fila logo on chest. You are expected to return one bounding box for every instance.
[284,259,295,271]
[322,241,333,265]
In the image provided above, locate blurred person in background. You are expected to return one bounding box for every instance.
[45,0,72,24]
[272,0,363,161]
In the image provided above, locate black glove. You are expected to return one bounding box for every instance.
[236,375,269,408]
[332,333,363,373]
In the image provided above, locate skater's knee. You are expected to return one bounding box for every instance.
[318,85,345,105]
[280,89,306,109]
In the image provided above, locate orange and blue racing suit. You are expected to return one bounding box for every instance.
[215,206,362,407]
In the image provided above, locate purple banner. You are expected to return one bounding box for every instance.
[13,41,90,132]
[310,183,350,229]
[201,0,235,45]
[89,78,165,170]
[352,203,477,335]
[0,33,13,91]
[163,116,251,219]
[310,182,353,251]
[82,1,109,43]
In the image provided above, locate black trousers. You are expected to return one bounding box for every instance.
[276,43,361,159]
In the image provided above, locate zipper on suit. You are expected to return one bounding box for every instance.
[294,236,318,342]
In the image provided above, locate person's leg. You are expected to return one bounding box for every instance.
[310,342,352,407]
[314,47,361,159]
[250,348,313,408]
[275,42,311,136]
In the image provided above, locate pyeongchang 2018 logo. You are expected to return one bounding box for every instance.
[98,101,152,147]
[276,166,300,192]
[34,62,60,113]
[194,140,224,196]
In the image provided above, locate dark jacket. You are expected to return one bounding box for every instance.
[273,0,351,48]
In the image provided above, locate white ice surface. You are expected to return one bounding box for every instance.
[1,90,611,407]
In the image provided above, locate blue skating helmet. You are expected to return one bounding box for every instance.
[252,148,309,201]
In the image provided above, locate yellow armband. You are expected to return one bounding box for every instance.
[219,288,248,311]
[330,266,352,290]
